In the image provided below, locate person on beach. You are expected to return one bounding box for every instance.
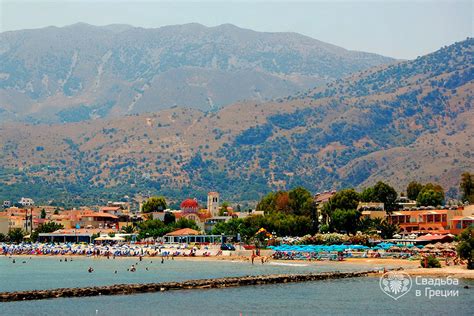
[251,250,255,265]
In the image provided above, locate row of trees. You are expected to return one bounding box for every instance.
[211,183,401,240]
[460,172,474,203]
[0,222,64,243]
[406,181,445,206]
[130,217,198,240]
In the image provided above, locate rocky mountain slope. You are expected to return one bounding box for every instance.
[0,23,393,123]
[0,39,472,206]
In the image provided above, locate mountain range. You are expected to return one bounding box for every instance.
[0,23,394,123]
[0,36,472,206]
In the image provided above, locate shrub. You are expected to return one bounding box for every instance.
[421,255,441,268]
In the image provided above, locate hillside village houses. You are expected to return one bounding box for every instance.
[19,197,34,207]
[1,190,473,240]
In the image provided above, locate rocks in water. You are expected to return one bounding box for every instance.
[0,270,374,302]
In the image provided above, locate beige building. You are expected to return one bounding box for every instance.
[207,192,220,217]
[0,216,9,234]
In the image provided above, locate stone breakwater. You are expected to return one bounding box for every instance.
[0,271,376,302]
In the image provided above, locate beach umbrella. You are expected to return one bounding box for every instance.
[425,243,436,249]
[111,236,125,241]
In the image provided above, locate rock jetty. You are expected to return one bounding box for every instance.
[0,270,374,302]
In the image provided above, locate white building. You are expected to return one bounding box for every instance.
[19,197,34,207]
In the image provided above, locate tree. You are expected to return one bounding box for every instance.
[377,220,400,239]
[40,209,46,219]
[460,172,474,203]
[407,181,423,200]
[0,233,6,242]
[324,189,360,214]
[417,189,444,206]
[137,219,168,239]
[121,225,135,234]
[256,188,312,216]
[31,222,64,241]
[361,181,398,212]
[288,187,313,216]
[274,192,290,213]
[256,192,277,214]
[218,201,230,216]
[457,226,473,270]
[211,218,245,236]
[163,212,176,225]
[8,228,25,243]
[142,196,167,213]
[329,209,361,234]
[173,218,200,230]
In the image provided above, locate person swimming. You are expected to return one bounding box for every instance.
[88,267,94,273]
[130,264,136,272]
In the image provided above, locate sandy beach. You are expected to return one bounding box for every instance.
[6,251,473,279]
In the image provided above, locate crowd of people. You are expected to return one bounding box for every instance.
[0,242,218,258]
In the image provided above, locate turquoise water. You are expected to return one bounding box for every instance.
[1,257,472,315]
[0,256,399,292]
[2,278,473,316]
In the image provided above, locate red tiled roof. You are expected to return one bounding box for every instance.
[165,228,201,236]
[415,235,453,241]
[79,212,118,219]
[314,192,335,203]
[100,206,121,211]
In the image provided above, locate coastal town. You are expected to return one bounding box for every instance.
[1,2,473,314]
[1,175,473,276]
[1,188,473,243]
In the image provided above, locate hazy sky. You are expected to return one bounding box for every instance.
[1,0,472,59]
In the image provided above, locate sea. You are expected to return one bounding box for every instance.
[1,257,472,315]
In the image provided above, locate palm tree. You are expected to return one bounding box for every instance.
[121,225,135,234]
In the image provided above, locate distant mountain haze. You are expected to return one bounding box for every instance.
[0,23,394,123]
[0,39,472,205]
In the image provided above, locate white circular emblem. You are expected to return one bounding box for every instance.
[379,271,412,300]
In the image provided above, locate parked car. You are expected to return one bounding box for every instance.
[220,243,236,251]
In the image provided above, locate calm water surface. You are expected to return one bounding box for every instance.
[1,257,472,315]
[0,256,398,292]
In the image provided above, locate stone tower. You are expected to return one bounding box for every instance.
[207,191,220,217]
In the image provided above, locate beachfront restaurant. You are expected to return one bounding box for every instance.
[163,228,224,244]
[38,228,117,243]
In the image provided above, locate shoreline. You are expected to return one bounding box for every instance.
[4,254,473,279]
